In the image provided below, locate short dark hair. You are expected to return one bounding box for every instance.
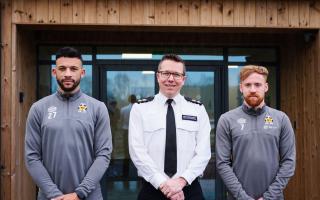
[56,46,83,62]
[158,54,186,74]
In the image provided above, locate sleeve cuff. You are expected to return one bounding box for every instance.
[180,170,196,185]
[149,173,168,189]
[75,188,86,199]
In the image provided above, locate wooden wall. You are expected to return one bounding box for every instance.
[9,0,320,28]
[1,0,320,200]
[281,31,320,200]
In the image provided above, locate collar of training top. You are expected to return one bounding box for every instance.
[242,103,266,116]
[56,89,82,101]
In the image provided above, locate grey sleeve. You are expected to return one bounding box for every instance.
[75,102,113,198]
[262,114,296,200]
[215,115,254,200]
[24,104,63,199]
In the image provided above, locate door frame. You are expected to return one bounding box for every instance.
[97,59,227,200]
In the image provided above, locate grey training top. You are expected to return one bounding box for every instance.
[216,104,296,200]
[25,90,112,200]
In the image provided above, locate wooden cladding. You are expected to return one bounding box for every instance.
[11,0,320,28]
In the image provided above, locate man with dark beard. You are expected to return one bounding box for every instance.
[25,47,112,200]
[216,65,296,200]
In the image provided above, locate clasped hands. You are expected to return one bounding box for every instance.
[159,177,187,200]
[51,193,80,200]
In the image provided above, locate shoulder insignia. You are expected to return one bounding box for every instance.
[184,97,203,105]
[137,96,154,104]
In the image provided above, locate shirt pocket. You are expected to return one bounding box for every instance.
[142,115,165,133]
[177,120,199,134]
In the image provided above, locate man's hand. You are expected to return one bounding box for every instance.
[169,190,185,200]
[257,198,264,200]
[51,195,64,200]
[159,177,187,198]
[61,193,80,200]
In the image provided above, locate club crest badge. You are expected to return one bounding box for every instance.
[264,115,273,125]
[78,103,87,113]
[264,115,277,129]
[237,118,246,130]
[48,106,57,119]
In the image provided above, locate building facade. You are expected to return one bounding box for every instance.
[1,0,320,199]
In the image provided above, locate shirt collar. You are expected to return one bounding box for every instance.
[56,89,82,101]
[242,103,266,116]
[157,92,183,105]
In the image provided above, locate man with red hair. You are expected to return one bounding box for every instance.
[216,65,296,200]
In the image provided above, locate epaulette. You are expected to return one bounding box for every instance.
[137,96,154,104]
[184,97,203,105]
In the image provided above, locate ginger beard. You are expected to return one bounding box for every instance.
[244,93,265,108]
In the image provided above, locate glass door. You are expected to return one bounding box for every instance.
[99,61,158,200]
[99,60,222,200]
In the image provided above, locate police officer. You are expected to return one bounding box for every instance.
[25,47,112,200]
[216,65,296,200]
[129,54,211,200]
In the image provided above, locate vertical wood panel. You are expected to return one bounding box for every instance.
[132,0,144,24]
[277,0,289,27]
[189,0,201,25]
[314,32,320,200]
[266,0,278,26]
[60,0,73,23]
[12,0,25,23]
[73,0,85,23]
[97,0,107,23]
[24,0,36,22]
[200,0,212,25]
[36,0,49,23]
[11,24,17,200]
[48,0,61,23]
[281,34,305,200]
[119,0,132,24]
[177,0,189,24]
[154,0,167,24]
[167,0,178,25]
[84,0,97,23]
[244,0,256,26]
[1,1,12,199]
[309,1,320,28]
[143,0,155,24]
[223,0,234,26]
[107,0,120,24]
[212,0,223,25]
[288,0,299,27]
[299,1,310,27]
[17,30,37,200]
[234,0,245,26]
[256,0,266,26]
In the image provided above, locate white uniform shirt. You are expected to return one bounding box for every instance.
[129,93,211,189]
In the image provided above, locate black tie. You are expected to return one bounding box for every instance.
[164,99,177,177]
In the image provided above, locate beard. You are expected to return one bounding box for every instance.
[57,78,80,93]
[244,94,264,108]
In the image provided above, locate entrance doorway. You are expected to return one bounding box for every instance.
[99,60,222,200]
[37,45,278,200]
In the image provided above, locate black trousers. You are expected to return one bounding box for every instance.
[137,179,205,200]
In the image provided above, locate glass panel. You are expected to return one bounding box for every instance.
[181,71,215,200]
[50,64,93,96]
[102,70,155,200]
[228,48,277,62]
[38,65,52,98]
[96,47,223,61]
[228,65,277,110]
